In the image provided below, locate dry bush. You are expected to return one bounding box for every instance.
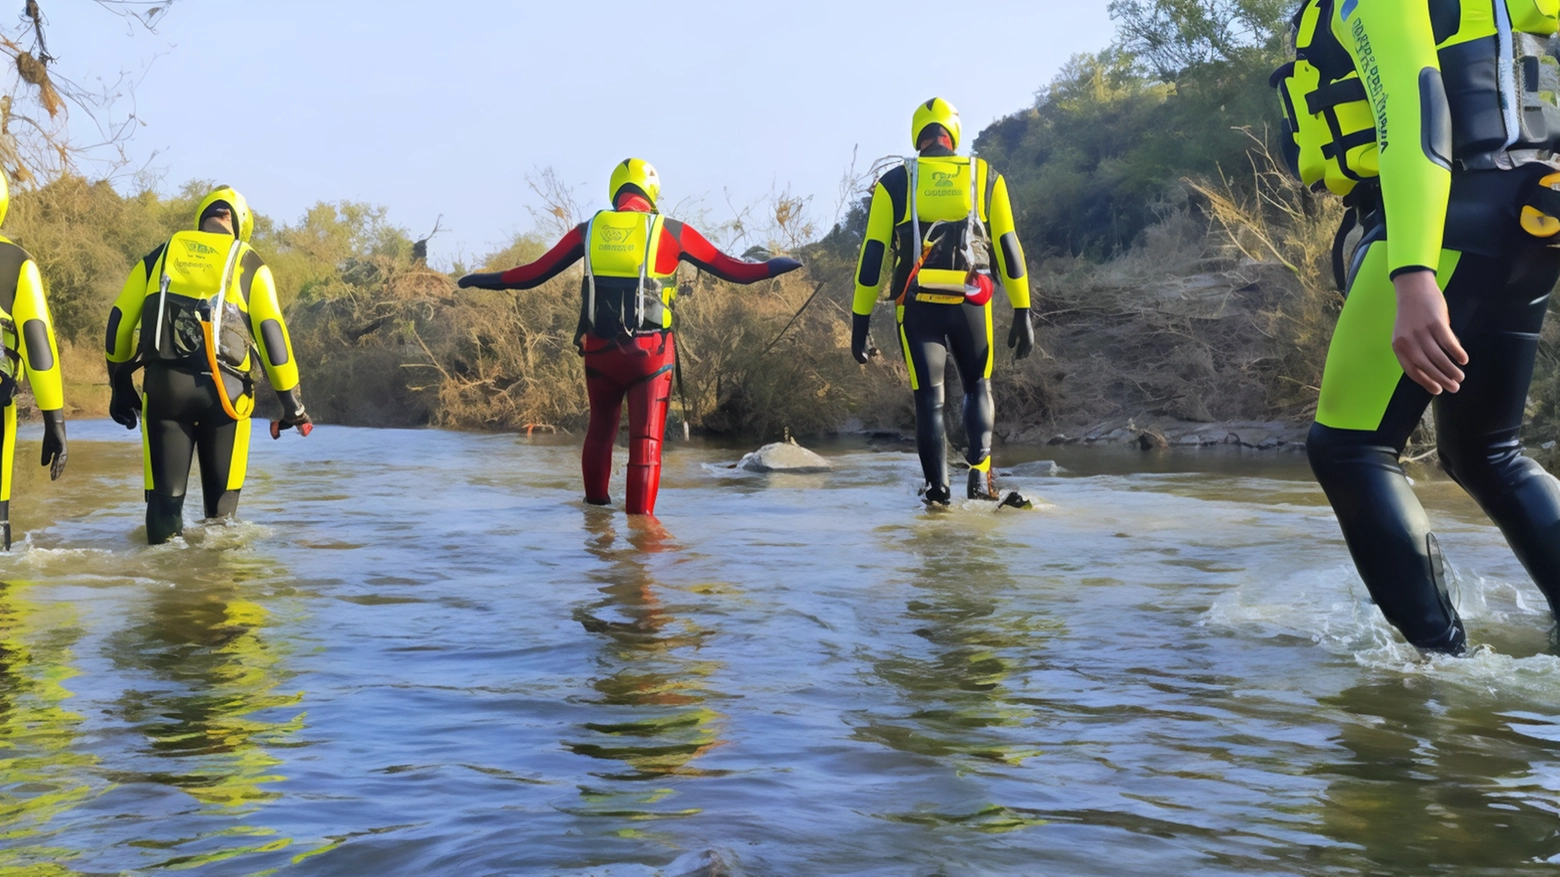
[1010,140,1344,438]
[676,267,906,439]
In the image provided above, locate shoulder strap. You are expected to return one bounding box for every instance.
[210,240,245,362]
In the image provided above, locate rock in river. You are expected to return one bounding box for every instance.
[739,440,832,473]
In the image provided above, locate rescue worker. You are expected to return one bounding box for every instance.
[1285,0,1560,652]
[850,98,1033,506]
[458,159,801,516]
[0,172,66,549]
[105,186,311,544]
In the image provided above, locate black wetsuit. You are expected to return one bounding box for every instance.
[142,363,247,544]
[901,299,994,496]
[1308,212,1560,652]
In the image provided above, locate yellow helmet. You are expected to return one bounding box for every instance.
[0,172,9,228]
[912,97,962,151]
[609,158,661,208]
[195,185,254,243]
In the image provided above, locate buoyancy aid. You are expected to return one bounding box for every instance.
[579,209,678,341]
[142,230,258,416]
[896,156,995,306]
[1275,0,1560,193]
[1274,0,1560,286]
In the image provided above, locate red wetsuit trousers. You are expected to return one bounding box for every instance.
[581,331,675,515]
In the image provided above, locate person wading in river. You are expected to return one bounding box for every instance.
[0,171,67,549]
[458,159,802,517]
[1280,0,1560,652]
[105,186,312,544]
[848,98,1034,507]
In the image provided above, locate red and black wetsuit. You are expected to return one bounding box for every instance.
[462,196,798,515]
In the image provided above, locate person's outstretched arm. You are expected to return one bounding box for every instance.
[459,225,587,290]
[662,220,800,283]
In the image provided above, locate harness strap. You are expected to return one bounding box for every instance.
[1306,78,1367,115]
[1320,128,1377,160]
[1525,185,1560,218]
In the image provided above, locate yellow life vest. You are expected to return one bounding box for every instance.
[143,230,256,377]
[900,156,994,298]
[580,209,677,338]
[1273,0,1560,195]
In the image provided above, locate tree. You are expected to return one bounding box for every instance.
[0,1,177,185]
[1107,0,1288,80]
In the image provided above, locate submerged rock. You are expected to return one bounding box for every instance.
[665,850,733,877]
[1008,460,1064,477]
[739,440,832,473]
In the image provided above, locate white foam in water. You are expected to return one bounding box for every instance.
[1205,553,1560,697]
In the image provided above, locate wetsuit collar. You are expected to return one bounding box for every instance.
[614,194,655,213]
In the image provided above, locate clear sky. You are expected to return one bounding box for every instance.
[42,0,1114,264]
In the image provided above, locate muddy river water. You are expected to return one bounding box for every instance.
[4,420,1560,875]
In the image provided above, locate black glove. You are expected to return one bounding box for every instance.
[458,272,505,290]
[767,257,803,276]
[108,363,142,429]
[41,409,66,480]
[273,388,313,438]
[851,312,877,364]
[1007,307,1034,361]
[271,410,313,439]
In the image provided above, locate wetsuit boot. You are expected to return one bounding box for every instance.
[146,492,186,545]
[0,500,10,550]
[914,386,951,505]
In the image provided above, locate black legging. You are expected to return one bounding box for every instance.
[899,299,994,492]
[1308,241,1560,652]
[142,363,245,544]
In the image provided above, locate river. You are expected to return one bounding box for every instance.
[3,420,1560,876]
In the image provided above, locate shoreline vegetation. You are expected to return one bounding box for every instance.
[15,2,1560,470]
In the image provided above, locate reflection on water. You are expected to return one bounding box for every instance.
[14,424,1560,875]
[1316,679,1560,871]
[102,547,306,870]
[852,518,1060,833]
[0,582,96,875]
[564,511,724,822]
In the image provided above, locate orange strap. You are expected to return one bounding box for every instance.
[201,320,247,421]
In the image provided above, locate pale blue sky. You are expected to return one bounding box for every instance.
[44,1,1114,263]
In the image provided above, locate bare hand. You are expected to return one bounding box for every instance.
[1392,271,1467,395]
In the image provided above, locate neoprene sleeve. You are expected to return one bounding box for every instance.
[853,181,898,315]
[12,258,62,411]
[1337,0,1450,275]
[106,256,152,364]
[984,169,1031,309]
[245,262,301,393]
